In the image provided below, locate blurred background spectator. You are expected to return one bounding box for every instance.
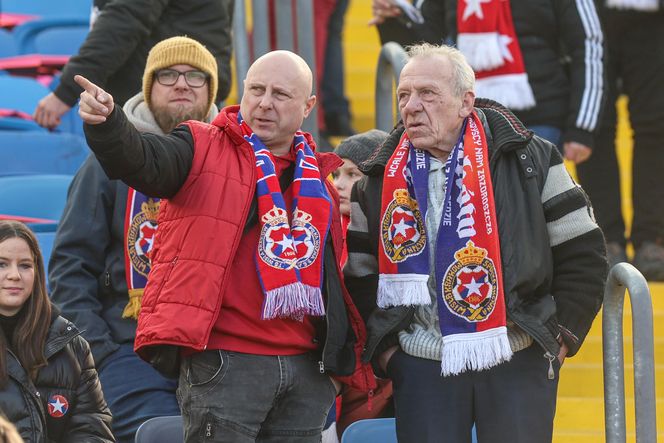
[577,1,664,279]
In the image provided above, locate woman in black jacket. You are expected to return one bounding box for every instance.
[0,220,114,443]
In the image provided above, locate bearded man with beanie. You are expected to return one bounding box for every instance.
[48,36,219,443]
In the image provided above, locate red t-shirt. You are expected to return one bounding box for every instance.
[206,149,318,355]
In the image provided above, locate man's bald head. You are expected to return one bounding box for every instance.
[240,50,316,155]
[247,50,314,97]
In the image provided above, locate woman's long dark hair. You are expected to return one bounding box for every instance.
[0,221,51,386]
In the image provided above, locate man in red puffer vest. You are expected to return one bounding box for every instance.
[74,50,375,443]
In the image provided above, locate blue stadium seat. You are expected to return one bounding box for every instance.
[0,75,50,115]
[341,418,478,443]
[0,174,73,222]
[341,418,398,443]
[0,0,92,19]
[0,29,17,57]
[0,116,46,132]
[0,131,89,175]
[135,416,184,443]
[28,223,58,289]
[13,18,89,55]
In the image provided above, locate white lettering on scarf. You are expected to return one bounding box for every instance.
[475,147,493,235]
[455,148,477,238]
[415,149,427,169]
[387,148,406,177]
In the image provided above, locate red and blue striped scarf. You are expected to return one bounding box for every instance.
[239,112,332,321]
[378,112,512,375]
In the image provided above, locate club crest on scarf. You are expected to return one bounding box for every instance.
[126,198,160,277]
[259,206,298,269]
[381,189,426,263]
[259,207,321,270]
[442,240,498,322]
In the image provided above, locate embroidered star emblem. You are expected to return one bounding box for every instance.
[275,234,295,253]
[498,34,514,63]
[50,398,65,414]
[462,0,491,21]
[464,277,484,296]
[392,218,411,238]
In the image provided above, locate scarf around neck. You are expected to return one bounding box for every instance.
[238,112,332,321]
[378,111,512,375]
[456,0,535,110]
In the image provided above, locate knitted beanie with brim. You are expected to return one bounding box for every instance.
[142,36,218,115]
[334,129,389,167]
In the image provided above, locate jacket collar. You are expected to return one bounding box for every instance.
[214,105,342,177]
[360,98,533,176]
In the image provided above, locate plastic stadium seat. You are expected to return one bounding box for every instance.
[0,174,73,222]
[0,0,92,19]
[0,28,16,57]
[13,18,89,55]
[0,131,89,175]
[341,418,398,443]
[0,75,50,114]
[135,416,184,443]
[27,223,58,289]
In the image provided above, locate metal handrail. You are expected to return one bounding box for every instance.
[375,42,408,132]
[603,262,657,442]
[232,0,250,101]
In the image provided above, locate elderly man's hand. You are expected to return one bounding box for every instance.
[34,93,71,130]
[75,75,115,125]
[563,141,592,165]
[369,0,402,25]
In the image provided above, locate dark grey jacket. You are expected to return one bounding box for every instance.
[49,155,136,368]
[54,0,234,107]
[344,99,607,369]
[0,311,114,443]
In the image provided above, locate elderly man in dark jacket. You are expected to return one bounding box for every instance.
[344,43,607,443]
[33,0,233,130]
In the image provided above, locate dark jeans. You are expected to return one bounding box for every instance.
[387,344,560,443]
[97,343,179,443]
[177,350,337,443]
[576,11,664,247]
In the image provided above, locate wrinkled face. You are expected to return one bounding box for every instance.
[332,159,363,216]
[150,64,210,132]
[397,56,474,159]
[0,237,34,317]
[240,52,316,155]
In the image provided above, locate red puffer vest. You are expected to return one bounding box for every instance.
[134,105,375,391]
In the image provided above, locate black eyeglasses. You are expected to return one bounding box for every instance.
[155,69,208,88]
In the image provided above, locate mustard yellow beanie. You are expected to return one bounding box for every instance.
[142,36,218,115]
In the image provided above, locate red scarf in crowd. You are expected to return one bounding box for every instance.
[457,0,535,110]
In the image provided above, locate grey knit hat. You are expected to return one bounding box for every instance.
[334,129,388,166]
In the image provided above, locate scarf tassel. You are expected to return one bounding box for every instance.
[377,274,430,308]
[475,74,536,110]
[457,32,506,71]
[122,289,144,320]
[440,328,513,376]
[262,282,326,321]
